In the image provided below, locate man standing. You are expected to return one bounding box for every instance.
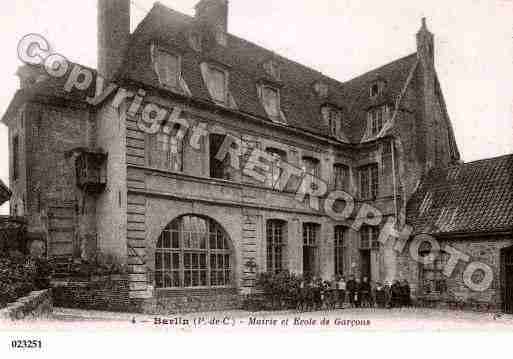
[391,280,402,308]
[360,276,372,308]
[401,279,411,307]
[346,274,357,308]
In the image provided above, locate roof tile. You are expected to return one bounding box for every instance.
[407,154,513,235]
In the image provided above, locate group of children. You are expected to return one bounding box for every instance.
[296,275,412,311]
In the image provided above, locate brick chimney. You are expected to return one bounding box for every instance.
[97,0,130,80]
[195,0,229,44]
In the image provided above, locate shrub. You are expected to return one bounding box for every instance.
[0,251,44,308]
[54,252,129,280]
[254,271,302,310]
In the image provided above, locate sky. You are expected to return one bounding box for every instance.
[0,0,512,215]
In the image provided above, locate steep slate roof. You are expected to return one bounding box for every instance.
[406,154,513,236]
[120,2,418,143]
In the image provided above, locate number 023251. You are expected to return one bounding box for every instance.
[11,339,42,349]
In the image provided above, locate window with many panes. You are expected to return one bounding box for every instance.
[265,148,287,190]
[151,128,183,172]
[419,249,449,294]
[369,107,383,136]
[266,219,286,274]
[155,215,232,288]
[321,105,342,137]
[370,81,386,98]
[368,105,390,137]
[359,164,378,199]
[334,226,346,276]
[333,163,349,191]
[360,225,380,250]
[154,48,180,90]
[328,108,341,137]
[303,223,319,279]
[209,134,231,180]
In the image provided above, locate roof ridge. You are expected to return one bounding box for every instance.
[461,153,513,166]
[150,1,416,92]
[343,52,417,85]
[227,33,327,78]
[153,1,194,21]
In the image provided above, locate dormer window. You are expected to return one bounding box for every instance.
[210,67,227,103]
[152,45,191,96]
[263,60,281,81]
[369,107,383,135]
[201,63,237,108]
[368,104,390,137]
[188,32,202,52]
[262,86,279,117]
[321,105,342,137]
[215,25,228,46]
[370,80,386,98]
[258,84,286,123]
[370,83,379,98]
[313,81,329,99]
[154,48,180,89]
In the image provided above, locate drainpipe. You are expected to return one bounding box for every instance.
[391,138,398,222]
[389,137,399,284]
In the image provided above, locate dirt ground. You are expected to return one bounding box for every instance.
[33,306,513,332]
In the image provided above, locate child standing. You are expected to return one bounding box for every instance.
[337,276,346,309]
[375,282,386,308]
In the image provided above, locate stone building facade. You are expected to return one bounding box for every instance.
[7,0,506,311]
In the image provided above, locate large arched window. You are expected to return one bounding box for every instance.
[155,215,232,289]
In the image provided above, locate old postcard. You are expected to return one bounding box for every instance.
[0,0,512,357]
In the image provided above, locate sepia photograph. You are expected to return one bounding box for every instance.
[0,0,512,356]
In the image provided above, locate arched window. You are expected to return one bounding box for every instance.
[155,215,232,289]
[266,219,287,273]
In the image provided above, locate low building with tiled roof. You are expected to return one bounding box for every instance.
[399,154,513,311]
[2,0,507,313]
[407,154,513,236]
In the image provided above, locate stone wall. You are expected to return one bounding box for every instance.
[0,289,53,321]
[137,288,241,314]
[52,277,242,314]
[52,277,133,312]
[397,235,513,311]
